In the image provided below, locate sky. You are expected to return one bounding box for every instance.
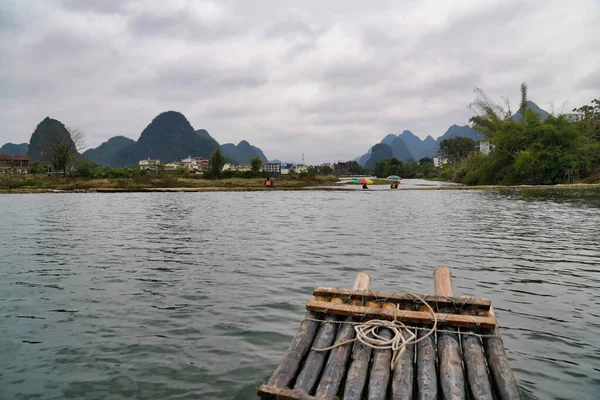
[1,0,599,164]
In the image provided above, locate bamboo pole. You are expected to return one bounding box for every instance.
[266,311,321,389]
[416,313,437,400]
[315,273,371,399]
[293,299,342,394]
[434,267,466,400]
[461,304,494,400]
[391,302,416,400]
[367,302,395,400]
[483,303,521,400]
[342,299,382,400]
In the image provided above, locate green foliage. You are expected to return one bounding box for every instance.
[438,137,476,164]
[348,161,365,175]
[250,156,263,173]
[29,162,46,174]
[372,157,440,179]
[206,148,226,179]
[459,89,600,185]
[72,159,99,178]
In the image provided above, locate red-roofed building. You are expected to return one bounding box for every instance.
[0,155,31,173]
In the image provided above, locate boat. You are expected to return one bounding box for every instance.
[257,267,520,399]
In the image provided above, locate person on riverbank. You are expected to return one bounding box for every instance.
[362,183,368,190]
[265,178,274,188]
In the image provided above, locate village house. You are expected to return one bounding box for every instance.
[0,155,31,173]
[139,159,160,170]
[262,162,281,176]
[293,164,308,174]
[476,141,494,155]
[433,156,449,168]
[181,156,209,172]
[334,161,351,175]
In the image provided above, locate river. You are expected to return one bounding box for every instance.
[1,184,599,399]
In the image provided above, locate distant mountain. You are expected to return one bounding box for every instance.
[365,143,393,169]
[83,136,135,166]
[358,151,371,167]
[220,140,268,165]
[27,117,74,163]
[196,129,218,143]
[398,130,438,161]
[436,125,484,143]
[111,111,220,166]
[0,142,28,156]
[251,145,268,162]
[512,100,550,122]
[389,136,412,162]
[381,134,397,146]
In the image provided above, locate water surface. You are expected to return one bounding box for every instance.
[1,185,599,399]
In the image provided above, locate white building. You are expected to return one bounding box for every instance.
[139,159,160,170]
[433,156,449,168]
[294,164,308,174]
[262,162,281,176]
[477,141,494,155]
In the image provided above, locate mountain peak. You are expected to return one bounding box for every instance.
[381,134,397,145]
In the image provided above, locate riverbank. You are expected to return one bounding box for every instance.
[0,174,339,193]
[1,181,600,194]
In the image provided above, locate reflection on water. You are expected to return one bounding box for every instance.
[1,188,599,399]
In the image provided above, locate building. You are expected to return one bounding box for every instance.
[0,155,31,173]
[163,162,183,170]
[294,164,308,174]
[223,164,251,172]
[280,164,292,175]
[433,156,449,168]
[262,162,281,176]
[477,141,494,155]
[181,156,209,172]
[334,161,351,175]
[139,159,160,170]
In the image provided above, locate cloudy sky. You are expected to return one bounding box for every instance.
[1,0,599,163]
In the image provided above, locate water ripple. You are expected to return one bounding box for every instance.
[0,187,599,399]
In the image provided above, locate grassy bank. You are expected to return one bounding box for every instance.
[0,174,339,192]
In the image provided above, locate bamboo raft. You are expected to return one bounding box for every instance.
[257,267,520,400]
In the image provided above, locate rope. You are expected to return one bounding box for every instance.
[302,317,500,338]
[311,295,438,370]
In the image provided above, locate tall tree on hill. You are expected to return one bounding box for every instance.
[518,83,528,123]
[250,156,263,173]
[207,148,226,179]
[51,127,85,175]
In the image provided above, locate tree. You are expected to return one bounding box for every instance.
[348,161,364,175]
[438,137,475,164]
[51,127,85,175]
[207,148,226,179]
[518,82,528,122]
[250,156,263,173]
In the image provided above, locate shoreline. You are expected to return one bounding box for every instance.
[1,183,599,194]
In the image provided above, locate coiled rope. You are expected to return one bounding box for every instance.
[312,294,438,370]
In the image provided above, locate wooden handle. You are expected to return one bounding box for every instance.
[434,267,454,297]
[353,272,371,291]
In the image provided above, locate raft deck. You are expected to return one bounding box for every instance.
[257,267,520,400]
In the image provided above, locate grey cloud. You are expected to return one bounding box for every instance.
[60,0,128,15]
[127,8,242,41]
[1,0,599,163]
